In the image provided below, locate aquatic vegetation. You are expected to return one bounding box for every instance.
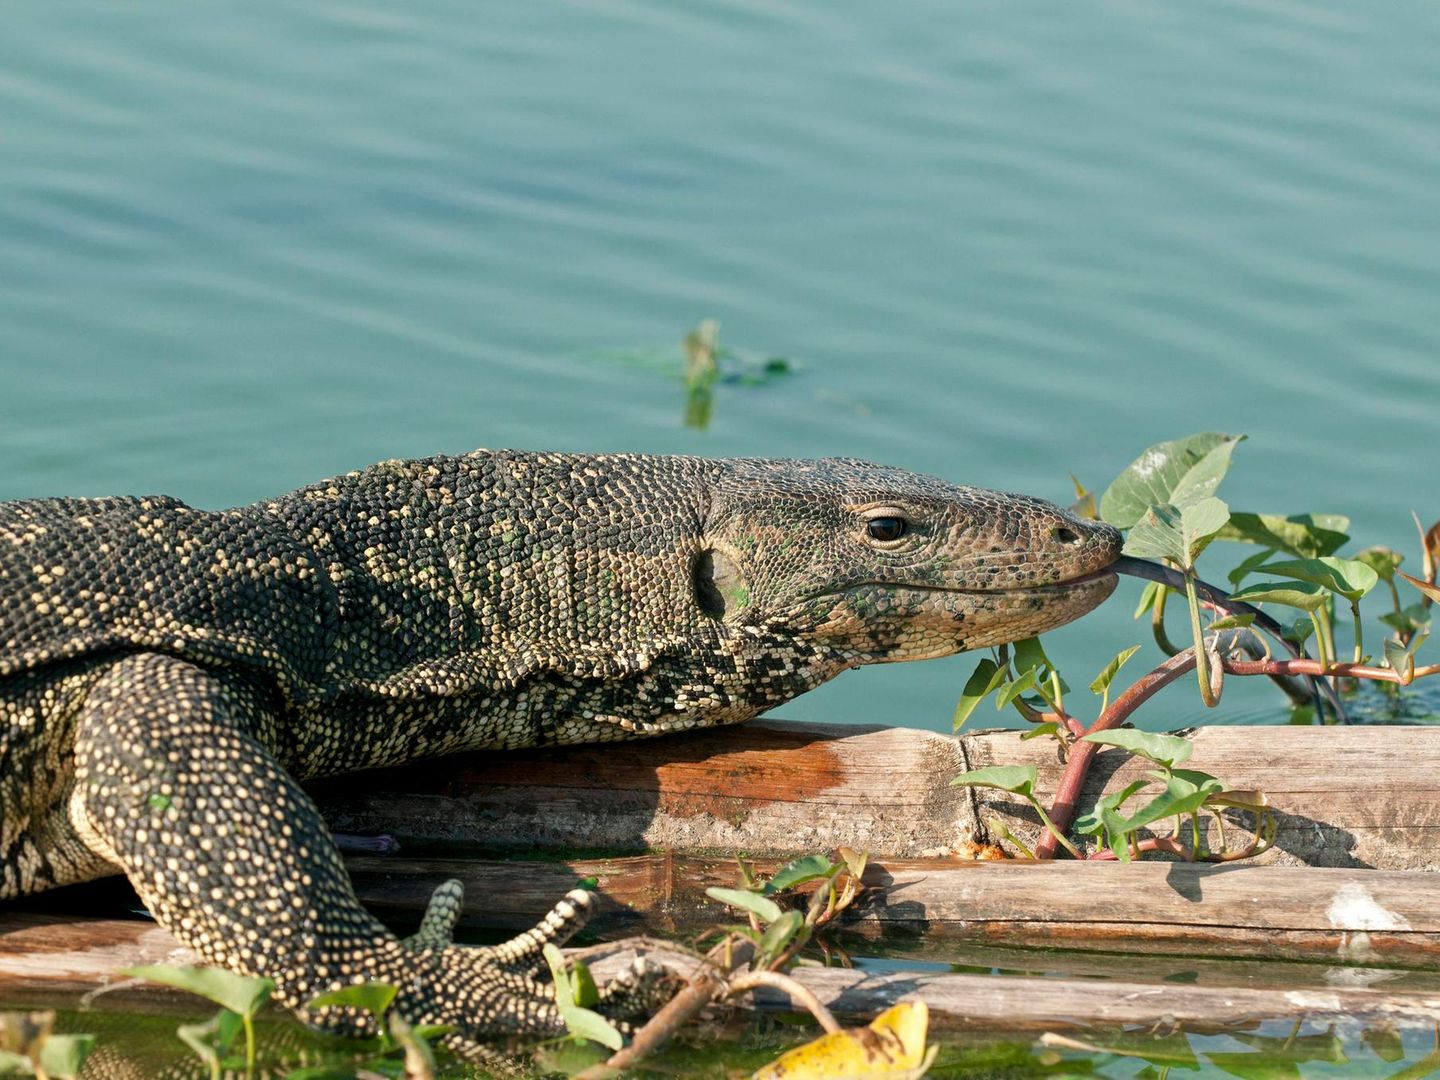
[952,432,1440,861]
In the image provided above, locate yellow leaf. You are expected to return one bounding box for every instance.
[752,1001,935,1079]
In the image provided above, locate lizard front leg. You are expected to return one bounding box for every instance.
[69,653,628,1049]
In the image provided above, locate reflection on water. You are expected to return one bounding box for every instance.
[8,1003,1439,1078]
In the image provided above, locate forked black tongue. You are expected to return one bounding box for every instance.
[1111,555,1346,722]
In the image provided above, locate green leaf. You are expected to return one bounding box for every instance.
[949,764,1037,797]
[1354,546,1403,583]
[1380,603,1431,635]
[1089,645,1141,698]
[1081,729,1193,769]
[1228,580,1328,613]
[1100,433,1245,529]
[123,965,273,1018]
[1117,771,1224,834]
[995,666,1039,709]
[952,658,1006,731]
[1261,557,1379,603]
[37,1035,94,1080]
[1074,780,1149,839]
[556,1001,624,1052]
[0,1050,32,1075]
[1282,616,1317,647]
[758,910,805,958]
[1226,548,1277,588]
[1132,579,1161,619]
[542,944,624,1051]
[763,854,838,895]
[1206,613,1255,631]
[1019,721,1062,741]
[306,981,398,1022]
[1122,498,1230,570]
[705,887,784,924]
[571,960,600,1009]
[1384,631,1430,681]
[176,1011,236,1078]
[1012,636,1052,676]
[1215,512,1350,558]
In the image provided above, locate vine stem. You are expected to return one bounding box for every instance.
[1031,647,1440,860]
[1033,648,1199,858]
[1183,574,1220,707]
[1224,657,1440,685]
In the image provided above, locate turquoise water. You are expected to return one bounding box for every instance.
[3,0,1439,731]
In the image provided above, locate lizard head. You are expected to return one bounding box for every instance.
[697,457,1122,664]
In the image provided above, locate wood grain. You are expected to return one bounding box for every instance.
[7,912,1440,1033]
[308,720,1440,870]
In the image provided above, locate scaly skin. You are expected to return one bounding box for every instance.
[0,450,1121,1049]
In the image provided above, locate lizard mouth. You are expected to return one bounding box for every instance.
[826,564,1118,599]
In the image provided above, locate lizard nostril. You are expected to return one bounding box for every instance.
[1052,525,1082,545]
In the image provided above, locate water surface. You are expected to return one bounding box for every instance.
[3,0,1439,730]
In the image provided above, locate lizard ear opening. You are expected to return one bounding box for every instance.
[692,548,747,620]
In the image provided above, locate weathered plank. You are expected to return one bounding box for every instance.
[740,966,1440,1031]
[7,913,1440,1035]
[334,856,1440,966]
[309,720,1440,870]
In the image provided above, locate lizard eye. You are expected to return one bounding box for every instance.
[866,516,907,543]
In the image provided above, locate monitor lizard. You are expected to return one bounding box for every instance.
[0,449,1121,1049]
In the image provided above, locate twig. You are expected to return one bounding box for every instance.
[724,971,842,1034]
[575,938,754,1079]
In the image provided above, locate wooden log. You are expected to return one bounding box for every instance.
[7,913,1440,1035]
[308,720,1440,871]
[738,966,1440,1031]
[335,856,1440,966]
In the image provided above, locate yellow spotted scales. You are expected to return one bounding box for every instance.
[0,450,1120,1049]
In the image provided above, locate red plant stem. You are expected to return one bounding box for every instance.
[1085,836,1189,861]
[1029,647,1440,860]
[1085,832,1270,863]
[1224,657,1440,685]
[1033,649,1198,858]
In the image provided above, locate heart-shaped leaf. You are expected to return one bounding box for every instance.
[1081,729,1194,769]
[1116,771,1224,834]
[1229,580,1328,613]
[949,764,1037,797]
[1215,512,1350,558]
[952,658,1006,732]
[1262,557,1379,603]
[1354,546,1403,583]
[1100,433,1245,529]
[705,887,784,924]
[763,854,838,895]
[1122,498,1230,570]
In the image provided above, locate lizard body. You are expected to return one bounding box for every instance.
[0,450,1121,1047]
